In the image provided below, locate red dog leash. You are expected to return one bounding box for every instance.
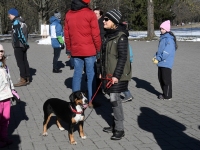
[89,74,113,105]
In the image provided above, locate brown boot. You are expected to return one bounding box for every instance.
[14,77,27,87]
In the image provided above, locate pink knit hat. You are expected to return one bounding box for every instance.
[160,20,170,32]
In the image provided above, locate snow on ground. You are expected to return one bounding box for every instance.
[129,28,200,42]
[1,28,200,45]
[37,28,200,45]
[36,36,51,45]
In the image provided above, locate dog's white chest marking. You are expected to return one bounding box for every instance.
[74,105,84,123]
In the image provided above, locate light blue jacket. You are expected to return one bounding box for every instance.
[49,16,64,48]
[155,33,176,69]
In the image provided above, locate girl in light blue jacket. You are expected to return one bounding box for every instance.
[152,20,177,100]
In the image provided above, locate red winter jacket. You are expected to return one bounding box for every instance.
[64,8,101,57]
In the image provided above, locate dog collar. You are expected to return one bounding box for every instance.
[70,106,83,114]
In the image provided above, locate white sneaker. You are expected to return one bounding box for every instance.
[122,97,133,103]
[164,98,172,101]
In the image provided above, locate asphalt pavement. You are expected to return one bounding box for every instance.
[1,40,200,150]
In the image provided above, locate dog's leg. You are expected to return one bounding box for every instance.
[43,113,52,136]
[79,121,86,139]
[69,118,77,145]
[56,117,65,131]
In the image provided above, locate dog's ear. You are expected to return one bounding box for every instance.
[69,92,75,103]
[82,91,87,98]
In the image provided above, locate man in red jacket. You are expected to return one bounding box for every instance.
[64,0,101,108]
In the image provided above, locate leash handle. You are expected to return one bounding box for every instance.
[89,74,113,104]
[101,74,113,89]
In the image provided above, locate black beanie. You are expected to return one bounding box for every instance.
[105,9,122,25]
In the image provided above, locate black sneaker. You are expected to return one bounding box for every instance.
[158,94,164,100]
[111,130,125,140]
[122,97,133,103]
[103,126,114,133]
[53,69,62,73]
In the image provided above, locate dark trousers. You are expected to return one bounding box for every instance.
[53,48,61,69]
[70,57,74,67]
[14,47,30,78]
[158,67,172,99]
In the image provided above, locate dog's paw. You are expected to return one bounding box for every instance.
[42,132,48,136]
[81,136,87,139]
[59,127,65,131]
[70,141,77,145]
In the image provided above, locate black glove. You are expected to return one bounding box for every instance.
[60,44,65,50]
[24,44,30,50]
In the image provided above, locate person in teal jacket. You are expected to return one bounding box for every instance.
[152,20,177,100]
[49,11,65,73]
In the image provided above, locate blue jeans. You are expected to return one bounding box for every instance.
[53,48,61,69]
[122,90,132,99]
[72,56,96,102]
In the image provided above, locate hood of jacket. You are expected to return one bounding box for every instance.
[49,16,61,24]
[13,16,25,23]
[71,0,88,11]
[160,32,174,40]
[118,24,129,37]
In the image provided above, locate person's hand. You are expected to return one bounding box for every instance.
[60,44,65,50]
[24,44,29,50]
[96,52,100,60]
[152,57,158,64]
[99,74,102,79]
[66,50,71,58]
[112,77,118,84]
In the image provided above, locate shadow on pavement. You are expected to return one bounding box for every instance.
[132,77,160,96]
[9,101,29,137]
[64,78,73,89]
[57,61,65,69]
[93,93,113,127]
[138,107,200,150]
[6,135,21,149]
[64,74,88,91]
[65,60,70,67]
[29,67,36,83]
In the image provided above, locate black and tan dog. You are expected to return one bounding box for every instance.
[42,91,88,145]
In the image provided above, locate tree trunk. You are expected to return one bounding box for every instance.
[0,17,2,34]
[38,11,43,34]
[147,0,155,39]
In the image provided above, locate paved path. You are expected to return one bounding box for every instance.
[1,40,200,150]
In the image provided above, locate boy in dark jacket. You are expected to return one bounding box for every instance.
[49,11,64,73]
[8,8,30,87]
